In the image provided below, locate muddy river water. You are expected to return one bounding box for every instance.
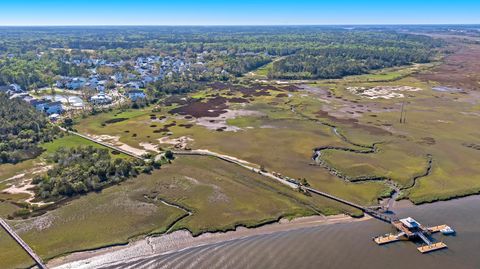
[98,195,480,269]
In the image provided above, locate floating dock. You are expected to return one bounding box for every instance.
[373,233,402,245]
[374,217,452,254]
[428,224,448,233]
[417,242,448,253]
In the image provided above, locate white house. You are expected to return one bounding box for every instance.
[90,93,113,105]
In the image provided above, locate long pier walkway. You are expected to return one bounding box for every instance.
[61,127,395,223]
[0,217,47,269]
[173,149,394,222]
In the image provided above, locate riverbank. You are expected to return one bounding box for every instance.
[49,214,369,269]
[96,195,480,269]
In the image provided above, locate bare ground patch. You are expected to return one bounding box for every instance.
[89,134,147,156]
[195,109,265,132]
[347,86,422,99]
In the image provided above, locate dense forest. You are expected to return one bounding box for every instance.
[0,26,443,89]
[0,93,59,163]
[269,45,433,79]
[32,146,152,199]
[0,50,89,89]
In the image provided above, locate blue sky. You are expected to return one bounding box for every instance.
[0,0,479,25]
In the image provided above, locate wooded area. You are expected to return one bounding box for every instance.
[0,26,443,89]
[0,93,59,163]
[32,146,150,199]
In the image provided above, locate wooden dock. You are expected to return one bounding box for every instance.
[428,224,448,233]
[373,234,402,245]
[374,217,452,254]
[392,220,416,238]
[417,242,447,253]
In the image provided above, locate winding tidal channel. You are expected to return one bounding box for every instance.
[291,105,434,213]
[51,105,474,269]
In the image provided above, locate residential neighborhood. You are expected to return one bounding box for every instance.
[0,51,242,120]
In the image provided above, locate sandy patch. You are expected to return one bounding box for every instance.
[3,179,36,196]
[195,109,264,131]
[89,134,147,156]
[298,84,386,119]
[0,162,51,185]
[2,178,52,206]
[0,173,26,184]
[49,214,369,269]
[117,144,147,156]
[158,136,193,150]
[347,86,422,99]
[461,111,480,117]
[1,163,53,206]
[139,142,160,153]
[183,176,200,185]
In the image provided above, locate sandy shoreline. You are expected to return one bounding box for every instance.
[49,214,370,269]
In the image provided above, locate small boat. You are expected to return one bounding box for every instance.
[440,226,455,235]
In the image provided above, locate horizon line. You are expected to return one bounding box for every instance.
[0,23,479,27]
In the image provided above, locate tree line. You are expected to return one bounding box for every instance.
[0,26,444,89]
[269,45,433,79]
[0,93,59,163]
[32,146,158,199]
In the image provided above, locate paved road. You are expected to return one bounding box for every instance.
[0,217,47,269]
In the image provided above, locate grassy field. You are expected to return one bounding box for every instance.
[2,37,479,269]
[0,155,360,269]
[245,60,275,78]
[74,61,480,206]
[315,73,480,203]
[320,143,429,186]
[0,134,132,222]
[338,62,438,83]
[0,176,184,269]
[75,86,388,207]
[136,156,359,235]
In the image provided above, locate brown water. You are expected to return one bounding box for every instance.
[100,196,480,269]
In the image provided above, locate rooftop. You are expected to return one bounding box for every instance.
[400,217,420,229]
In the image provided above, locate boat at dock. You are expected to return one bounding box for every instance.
[440,226,455,235]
